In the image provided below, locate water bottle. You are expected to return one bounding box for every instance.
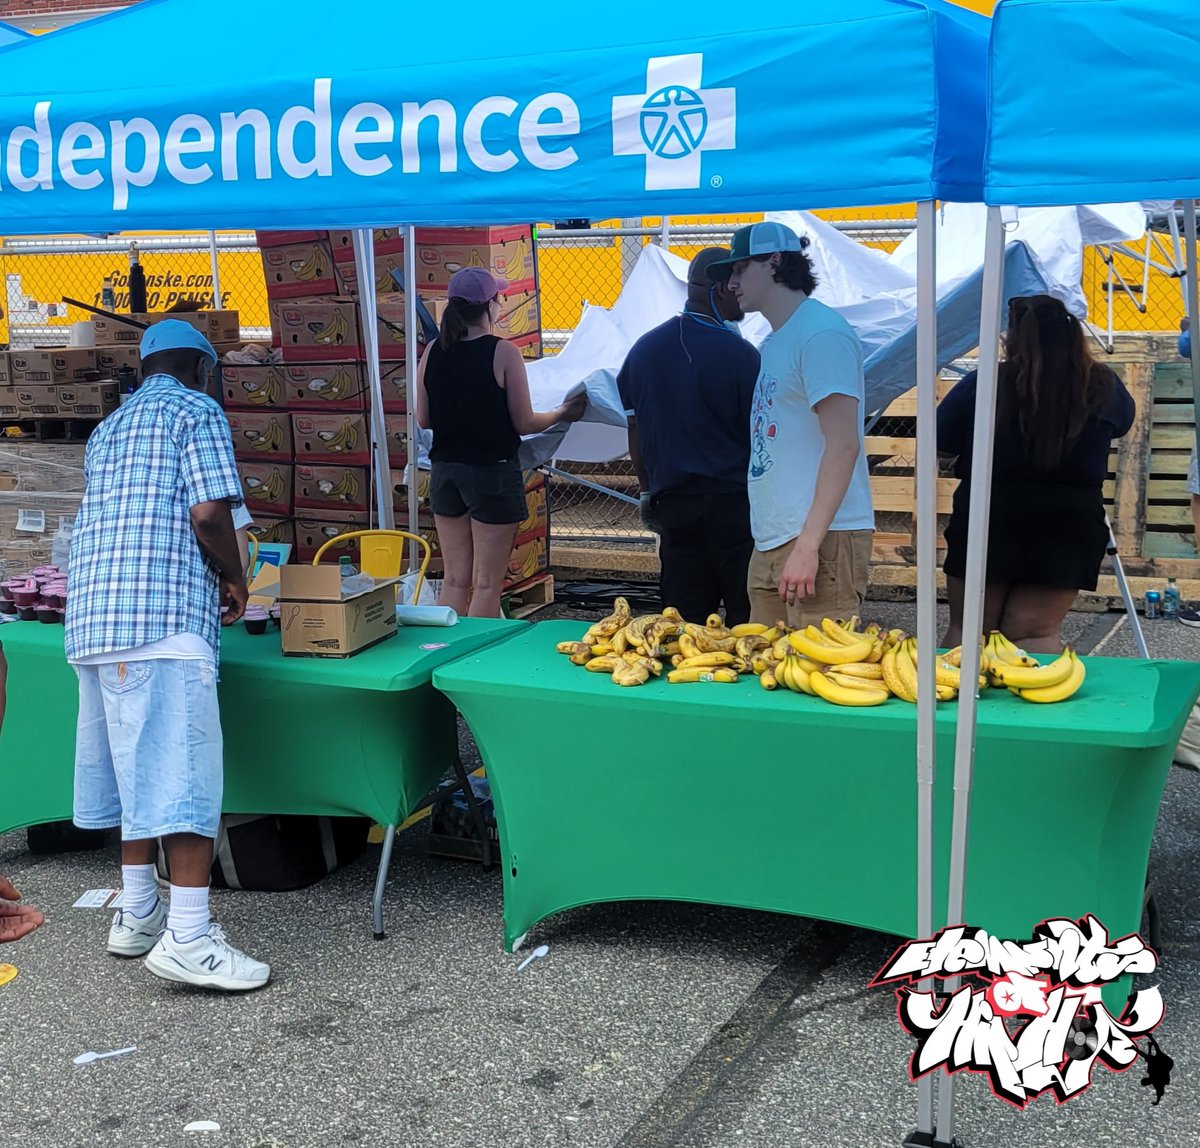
[1164,577,1181,621]
[101,277,116,311]
[116,365,138,406]
[50,518,73,573]
[127,243,148,313]
[338,555,358,578]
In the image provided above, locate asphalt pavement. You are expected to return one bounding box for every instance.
[1,601,1197,1148]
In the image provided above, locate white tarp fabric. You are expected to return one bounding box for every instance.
[416,202,1142,469]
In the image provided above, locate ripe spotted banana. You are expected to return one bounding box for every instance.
[730,623,768,638]
[821,618,863,647]
[556,641,589,656]
[989,631,1039,668]
[584,597,632,642]
[881,644,917,703]
[760,668,779,690]
[584,656,622,673]
[833,662,884,681]
[611,661,650,687]
[676,652,737,670]
[667,667,739,684]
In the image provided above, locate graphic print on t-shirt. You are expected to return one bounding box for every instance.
[750,373,779,479]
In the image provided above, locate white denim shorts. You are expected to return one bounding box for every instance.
[73,658,224,840]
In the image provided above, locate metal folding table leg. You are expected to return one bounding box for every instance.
[1105,518,1150,659]
[372,824,397,940]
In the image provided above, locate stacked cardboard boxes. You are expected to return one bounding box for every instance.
[250,227,545,589]
[0,441,86,577]
[0,348,116,421]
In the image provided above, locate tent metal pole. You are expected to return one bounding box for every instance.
[912,199,939,1143]
[1184,201,1200,471]
[208,231,221,309]
[352,228,395,532]
[935,204,1007,1147]
[404,225,421,569]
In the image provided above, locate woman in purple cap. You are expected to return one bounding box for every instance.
[416,267,585,618]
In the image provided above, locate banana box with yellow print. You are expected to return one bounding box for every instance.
[329,228,403,263]
[260,239,339,299]
[292,412,371,467]
[383,415,407,464]
[294,464,371,514]
[238,461,294,517]
[279,564,399,658]
[294,510,369,564]
[271,297,406,363]
[275,363,366,412]
[335,251,407,298]
[248,516,296,551]
[413,225,534,290]
[379,364,407,413]
[228,411,294,462]
[220,364,291,411]
[506,534,548,587]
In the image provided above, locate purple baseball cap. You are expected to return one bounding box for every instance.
[448,266,502,304]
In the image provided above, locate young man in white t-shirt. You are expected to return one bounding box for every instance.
[709,223,874,627]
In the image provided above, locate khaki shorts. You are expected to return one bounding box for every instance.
[747,529,873,628]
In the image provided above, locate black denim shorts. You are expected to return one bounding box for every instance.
[429,460,527,525]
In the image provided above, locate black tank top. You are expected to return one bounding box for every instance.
[424,335,521,464]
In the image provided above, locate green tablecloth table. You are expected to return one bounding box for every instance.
[0,616,524,935]
[436,620,1200,970]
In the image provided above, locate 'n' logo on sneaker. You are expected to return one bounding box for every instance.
[199,954,225,972]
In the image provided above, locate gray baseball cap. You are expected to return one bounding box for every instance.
[706,222,806,281]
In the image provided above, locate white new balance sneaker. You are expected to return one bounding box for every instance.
[106,898,168,957]
[144,924,271,992]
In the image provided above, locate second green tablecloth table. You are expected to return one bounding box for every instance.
[436,621,1200,976]
[0,616,525,936]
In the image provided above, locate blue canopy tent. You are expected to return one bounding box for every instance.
[0,20,31,48]
[927,3,1200,1143]
[0,5,992,1139]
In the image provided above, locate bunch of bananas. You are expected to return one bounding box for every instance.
[242,468,286,506]
[288,247,329,283]
[308,308,350,345]
[985,632,1086,703]
[242,418,286,453]
[316,418,360,453]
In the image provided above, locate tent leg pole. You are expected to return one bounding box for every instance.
[353,228,395,531]
[404,226,421,571]
[208,231,221,309]
[908,199,939,1145]
[1185,201,1200,480]
[934,204,1007,1148]
[1106,517,1149,659]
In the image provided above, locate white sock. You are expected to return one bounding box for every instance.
[120,864,159,919]
[167,885,211,943]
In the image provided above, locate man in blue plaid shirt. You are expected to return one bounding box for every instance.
[65,320,269,992]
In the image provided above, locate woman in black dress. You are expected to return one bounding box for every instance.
[415,267,585,618]
[938,294,1135,653]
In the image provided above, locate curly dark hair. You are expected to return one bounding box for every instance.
[750,245,818,295]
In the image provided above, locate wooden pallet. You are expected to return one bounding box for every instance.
[0,418,101,444]
[505,573,554,618]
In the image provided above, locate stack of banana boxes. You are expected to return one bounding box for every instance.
[235,227,548,589]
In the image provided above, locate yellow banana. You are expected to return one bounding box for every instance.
[1017,650,1086,703]
[832,662,884,681]
[989,631,1038,668]
[590,643,615,656]
[682,623,737,653]
[825,671,893,694]
[772,635,793,661]
[881,644,917,703]
[667,667,739,684]
[821,618,863,647]
[704,614,731,636]
[936,685,958,702]
[810,671,889,707]
[989,648,1075,691]
[735,635,770,660]
[585,656,622,673]
[556,640,589,655]
[760,625,785,643]
[730,623,768,638]
[863,640,885,664]
[895,640,921,700]
[676,652,737,670]
[788,631,875,665]
[611,661,650,687]
[583,597,632,641]
[760,668,779,690]
[568,649,593,666]
[778,656,816,695]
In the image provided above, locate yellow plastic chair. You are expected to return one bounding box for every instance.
[311,529,432,605]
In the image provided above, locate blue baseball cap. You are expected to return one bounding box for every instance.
[706,222,807,281]
[140,318,218,365]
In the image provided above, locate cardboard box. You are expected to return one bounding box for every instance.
[335,250,406,297]
[0,494,83,577]
[7,349,99,385]
[219,364,289,411]
[506,531,548,586]
[95,345,141,376]
[260,240,339,299]
[247,516,296,550]
[271,297,406,363]
[227,411,294,461]
[0,442,87,494]
[294,463,371,513]
[380,363,407,413]
[0,353,9,386]
[292,412,371,467]
[517,478,548,537]
[330,227,403,263]
[164,309,241,344]
[237,461,294,517]
[278,362,367,411]
[279,565,398,658]
[413,225,535,290]
[294,510,371,563]
[256,229,329,248]
[494,286,541,340]
[0,384,116,418]
[512,331,542,361]
[90,315,146,344]
[383,414,408,464]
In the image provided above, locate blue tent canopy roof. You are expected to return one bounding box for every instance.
[0,0,986,232]
[0,19,31,48]
[985,0,1200,206]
